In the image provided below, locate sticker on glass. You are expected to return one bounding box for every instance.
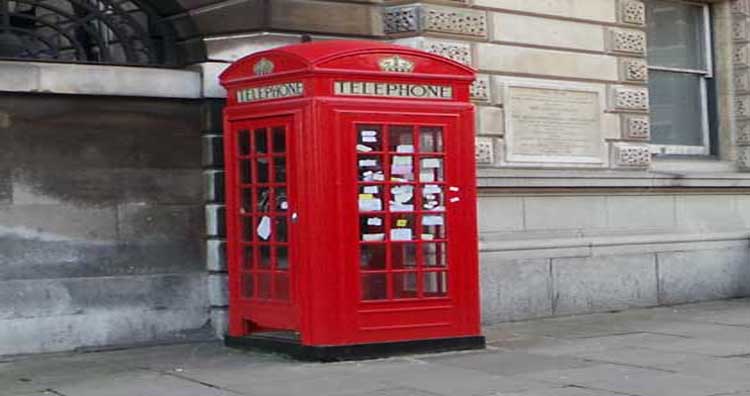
[257,216,271,240]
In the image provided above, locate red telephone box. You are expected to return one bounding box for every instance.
[220,40,484,360]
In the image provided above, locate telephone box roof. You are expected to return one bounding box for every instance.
[219,40,475,86]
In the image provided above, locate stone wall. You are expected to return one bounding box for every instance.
[0,93,209,355]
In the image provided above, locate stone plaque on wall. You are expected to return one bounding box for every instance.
[505,84,605,165]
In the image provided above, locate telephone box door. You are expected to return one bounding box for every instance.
[226,115,298,335]
[346,110,479,342]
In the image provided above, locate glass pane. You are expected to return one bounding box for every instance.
[238,130,251,156]
[258,273,272,299]
[242,245,254,269]
[275,188,288,211]
[361,273,387,300]
[648,71,705,146]
[388,125,414,152]
[242,274,254,298]
[272,127,285,153]
[239,160,252,183]
[419,157,444,183]
[423,243,447,267]
[242,217,254,242]
[360,215,385,241]
[393,272,418,299]
[240,188,253,213]
[254,128,268,154]
[419,126,443,152]
[359,187,383,213]
[259,245,272,269]
[390,155,414,181]
[360,244,386,270]
[275,216,287,242]
[256,158,270,183]
[389,184,414,212]
[647,1,706,70]
[358,155,384,182]
[274,274,290,301]
[391,243,417,269]
[357,125,382,152]
[423,272,448,297]
[276,246,289,270]
[257,188,271,212]
[421,185,444,212]
[273,157,286,183]
[390,214,415,241]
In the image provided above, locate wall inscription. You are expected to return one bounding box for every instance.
[506,86,603,164]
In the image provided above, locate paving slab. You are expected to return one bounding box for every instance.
[2,299,750,396]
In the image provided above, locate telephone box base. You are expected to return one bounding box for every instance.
[225,333,486,362]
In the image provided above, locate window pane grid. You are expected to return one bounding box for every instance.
[236,124,291,302]
[357,123,449,302]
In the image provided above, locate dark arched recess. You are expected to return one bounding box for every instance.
[0,0,206,66]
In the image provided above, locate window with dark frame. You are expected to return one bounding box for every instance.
[646,0,714,156]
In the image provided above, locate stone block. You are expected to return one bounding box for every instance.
[385,4,488,37]
[476,106,504,136]
[473,0,617,23]
[36,63,201,98]
[618,0,646,26]
[0,273,207,321]
[676,195,742,231]
[0,307,209,356]
[210,307,229,339]
[0,169,10,204]
[204,32,302,62]
[13,169,202,206]
[658,248,750,304]
[608,28,647,55]
[117,204,204,241]
[269,0,383,36]
[188,0,265,36]
[2,94,203,170]
[207,273,229,307]
[205,204,227,237]
[611,143,651,168]
[206,239,227,272]
[476,43,619,81]
[193,62,229,99]
[0,204,117,241]
[491,12,605,52]
[524,196,607,230]
[471,74,490,102]
[203,134,224,168]
[605,195,675,230]
[480,258,552,323]
[0,238,203,281]
[0,62,40,92]
[204,169,226,203]
[552,254,657,315]
[393,37,473,65]
[477,196,524,233]
[475,137,495,165]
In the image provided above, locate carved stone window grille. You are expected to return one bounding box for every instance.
[0,0,176,65]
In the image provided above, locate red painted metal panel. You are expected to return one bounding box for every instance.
[221,40,480,347]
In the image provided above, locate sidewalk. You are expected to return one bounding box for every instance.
[3,298,750,396]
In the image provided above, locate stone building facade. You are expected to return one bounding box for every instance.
[1,0,749,355]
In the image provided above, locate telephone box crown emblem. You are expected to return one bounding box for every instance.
[378,55,415,73]
[253,58,275,76]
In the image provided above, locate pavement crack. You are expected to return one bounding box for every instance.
[160,371,245,395]
[580,358,678,374]
[43,389,68,396]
